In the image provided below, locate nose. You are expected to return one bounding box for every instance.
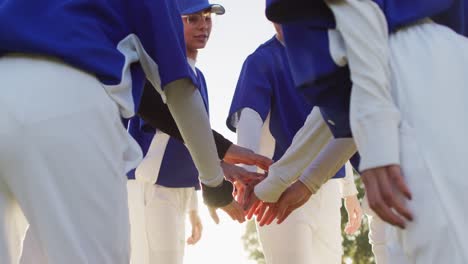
[198,18,209,29]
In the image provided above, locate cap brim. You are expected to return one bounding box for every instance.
[210,4,225,15]
[181,3,225,15]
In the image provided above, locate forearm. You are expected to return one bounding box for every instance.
[339,161,359,198]
[298,138,356,195]
[326,0,401,171]
[137,81,232,159]
[165,79,223,187]
[188,189,198,212]
[236,108,264,172]
[254,107,332,202]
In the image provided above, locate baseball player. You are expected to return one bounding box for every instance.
[0,0,245,263]
[126,1,230,263]
[227,24,362,264]
[247,0,468,263]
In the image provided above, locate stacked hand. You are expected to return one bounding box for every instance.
[219,162,266,223]
[244,181,312,226]
[206,145,272,224]
[223,144,273,171]
[224,165,266,206]
[208,201,246,224]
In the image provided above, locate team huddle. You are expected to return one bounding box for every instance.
[0,0,467,263]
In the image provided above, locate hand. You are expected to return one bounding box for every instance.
[208,207,220,224]
[242,188,270,220]
[207,200,245,224]
[221,162,266,207]
[243,181,312,226]
[187,210,203,245]
[233,181,250,208]
[270,180,312,225]
[221,162,266,185]
[343,195,363,234]
[361,165,413,229]
[244,192,262,219]
[223,144,273,171]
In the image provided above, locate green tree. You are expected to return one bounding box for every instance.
[242,177,375,264]
[242,220,265,264]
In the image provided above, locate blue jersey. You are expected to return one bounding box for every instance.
[0,0,197,118]
[227,37,345,178]
[266,0,467,34]
[264,0,467,139]
[127,69,209,189]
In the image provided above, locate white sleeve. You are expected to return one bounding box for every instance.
[325,0,401,172]
[165,79,223,187]
[338,161,359,198]
[298,138,357,195]
[236,108,264,172]
[254,107,333,202]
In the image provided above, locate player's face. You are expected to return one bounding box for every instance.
[182,9,212,51]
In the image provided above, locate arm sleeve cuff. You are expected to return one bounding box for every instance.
[201,179,234,208]
[353,117,400,171]
[254,174,290,203]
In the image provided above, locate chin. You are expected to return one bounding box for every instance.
[195,43,207,49]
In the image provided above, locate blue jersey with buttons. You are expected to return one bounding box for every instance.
[0,0,197,118]
[127,68,209,189]
[264,0,467,139]
[227,37,345,178]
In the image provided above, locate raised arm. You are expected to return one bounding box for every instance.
[138,81,232,159]
[253,107,332,203]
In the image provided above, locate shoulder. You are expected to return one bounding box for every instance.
[244,36,280,65]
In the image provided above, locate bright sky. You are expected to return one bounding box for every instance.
[184,0,274,263]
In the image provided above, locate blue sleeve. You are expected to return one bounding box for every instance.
[282,22,338,93]
[226,54,273,132]
[350,153,361,173]
[196,69,210,113]
[434,0,468,36]
[281,22,353,138]
[129,0,198,88]
[127,116,155,156]
[332,166,346,179]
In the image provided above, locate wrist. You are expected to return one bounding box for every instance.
[201,179,234,208]
[295,180,312,197]
[254,172,290,203]
[223,144,238,162]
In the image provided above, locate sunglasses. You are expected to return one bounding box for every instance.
[182,11,212,26]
